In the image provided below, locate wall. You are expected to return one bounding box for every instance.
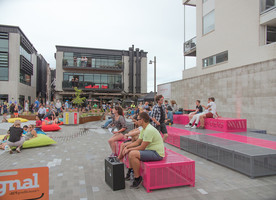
[55,51,64,92]
[188,0,276,79]
[169,58,276,134]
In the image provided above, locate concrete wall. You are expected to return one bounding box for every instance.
[141,57,148,93]
[184,0,276,79]
[168,58,276,134]
[55,51,64,92]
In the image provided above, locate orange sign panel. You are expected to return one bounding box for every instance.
[0,167,49,200]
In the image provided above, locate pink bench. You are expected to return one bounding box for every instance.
[166,126,202,148]
[140,148,195,192]
[173,114,247,132]
[117,144,195,192]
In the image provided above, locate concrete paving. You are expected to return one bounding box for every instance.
[0,118,276,200]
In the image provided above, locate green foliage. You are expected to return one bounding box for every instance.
[72,87,86,107]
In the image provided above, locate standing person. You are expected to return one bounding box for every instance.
[9,103,15,115]
[74,78,79,88]
[164,100,172,111]
[55,99,62,114]
[102,102,107,112]
[71,78,75,88]
[65,100,69,111]
[3,101,8,115]
[3,120,25,154]
[151,95,168,142]
[123,112,165,188]
[34,98,40,112]
[24,100,29,112]
[107,106,127,156]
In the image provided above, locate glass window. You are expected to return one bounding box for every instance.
[0,39,8,52]
[94,74,100,83]
[260,0,276,13]
[203,10,215,35]
[203,51,228,67]
[0,67,8,81]
[84,74,94,81]
[267,26,276,44]
[20,46,31,62]
[20,71,31,86]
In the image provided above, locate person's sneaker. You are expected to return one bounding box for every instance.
[125,169,133,181]
[130,176,143,188]
[109,153,117,157]
[185,124,191,128]
[101,125,105,128]
[191,125,197,129]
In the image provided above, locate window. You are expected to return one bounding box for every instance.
[267,26,276,44]
[20,45,31,62]
[20,71,31,86]
[203,10,215,35]
[0,39,8,52]
[260,0,276,13]
[0,52,8,81]
[203,51,228,67]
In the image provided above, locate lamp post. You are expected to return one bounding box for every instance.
[149,56,156,95]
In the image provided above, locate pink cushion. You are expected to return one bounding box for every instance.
[41,124,61,132]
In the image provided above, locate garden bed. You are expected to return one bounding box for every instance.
[79,115,104,124]
[11,114,36,120]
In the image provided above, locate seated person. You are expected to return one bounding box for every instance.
[23,125,28,134]
[123,112,165,188]
[118,126,141,161]
[101,108,114,129]
[24,124,37,141]
[58,114,63,122]
[2,113,8,122]
[0,137,8,150]
[107,106,127,157]
[46,116,54,125]
[3,120,25,154]
[35,115,42,132]
[165,109,173,125]
[188,100,203,120]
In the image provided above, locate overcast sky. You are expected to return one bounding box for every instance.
[0,0,196,92]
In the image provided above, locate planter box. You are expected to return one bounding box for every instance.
[11,114,36,120]
[79,115,104,124]
[63,112,79,125]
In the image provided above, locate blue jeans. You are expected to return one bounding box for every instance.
[103,118,112,128]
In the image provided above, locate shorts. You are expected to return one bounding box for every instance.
[156,123,168,134]
[139,150,163,162]
[205,113,213,118]
[7,137,25,147]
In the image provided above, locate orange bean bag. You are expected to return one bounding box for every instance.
[41,124,61,132]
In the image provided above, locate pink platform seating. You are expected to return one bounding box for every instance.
[117,143,195,192]
[166,126,202,148]
[173,114,247,132]
[140,148,195,192]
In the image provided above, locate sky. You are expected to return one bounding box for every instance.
[0,0,196,93]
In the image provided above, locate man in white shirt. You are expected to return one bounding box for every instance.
[185,97,218,129]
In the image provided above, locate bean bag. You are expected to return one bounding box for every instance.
[36,130,47,135]
[41,124,61,132]
[23,134,56,148]
[0,135,5,140]
[8,118,28,123]
[58,122,63,125]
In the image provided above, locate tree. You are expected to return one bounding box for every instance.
[72,87,86,108]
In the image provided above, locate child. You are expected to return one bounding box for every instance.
[23,125,28,134]
[35,115,42,132]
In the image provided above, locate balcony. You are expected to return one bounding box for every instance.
[62,80,123,92]
[62,59,124,72]
[260,0,276,26]
[183,0,196,6]
[184,36,196,56]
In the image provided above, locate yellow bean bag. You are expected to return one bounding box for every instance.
[23,134,56,148]
[7,118,29,123]
[0,135,5,140]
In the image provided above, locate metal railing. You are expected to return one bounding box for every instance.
[184,36,196,53]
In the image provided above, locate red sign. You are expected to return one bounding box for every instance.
[0,167,49,200]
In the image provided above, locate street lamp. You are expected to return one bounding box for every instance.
[149,56,156,96]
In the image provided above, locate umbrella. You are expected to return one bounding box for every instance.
[123,99,134,103]
[143,91,155,102]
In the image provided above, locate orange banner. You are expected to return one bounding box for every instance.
[0,167,49,200]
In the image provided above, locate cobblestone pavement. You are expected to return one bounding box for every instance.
[0,118,276,200]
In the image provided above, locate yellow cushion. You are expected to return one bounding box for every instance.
[0,135,5,140]
[7,118,29,123]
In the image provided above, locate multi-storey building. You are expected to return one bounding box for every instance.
[158,0,276,133]
[0,24,50,106]
[54,45,147,101]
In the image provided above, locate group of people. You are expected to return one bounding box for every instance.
[104,95,219,189]
[0,120,39,153]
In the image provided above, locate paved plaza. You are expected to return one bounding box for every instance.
[0,117,276,200]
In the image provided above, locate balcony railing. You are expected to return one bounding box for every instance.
[62,80,123,91]
[184,36,196,56]
[260,0,276,14]
[62,59,123,71]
